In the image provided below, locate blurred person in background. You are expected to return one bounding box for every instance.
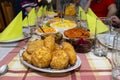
[81,0,117,17]
[55,0,80,16]
[110,0,120,28]
[111,15,120,28]
[15,0,42,19]
[59,0,80,10]
[79,0,88,8]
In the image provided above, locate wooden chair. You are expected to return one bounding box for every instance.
[0,9,5,32]
[1,1,14,26]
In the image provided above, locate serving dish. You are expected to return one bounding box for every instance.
[35,27,57,35]
[46,11,58,18]
[50,19,77,32]
[19,48,81,73]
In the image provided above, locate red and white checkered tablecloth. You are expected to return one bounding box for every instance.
[0,41,112,80]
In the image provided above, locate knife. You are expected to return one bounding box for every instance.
[0,46,24,49]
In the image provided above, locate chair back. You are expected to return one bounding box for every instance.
[0,9,5,32]
[1,1,14,26]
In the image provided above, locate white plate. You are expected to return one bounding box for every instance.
[19,49,81,73]
[47,13,57,18]
[97,32,120,49]
[0,33,31,43]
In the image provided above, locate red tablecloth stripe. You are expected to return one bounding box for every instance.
[0,40,27,66]
[71,70,77,80]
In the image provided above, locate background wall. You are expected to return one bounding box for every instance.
[0,0,15,32]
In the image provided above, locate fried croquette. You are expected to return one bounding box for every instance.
[62,42,77,65]
[22,35,77,70]
[50,49,69,70]
[54,43,61,50]
[22,51,32,64]
[31,47,52,68]
[26,39,44,54]
[44,35,55,52]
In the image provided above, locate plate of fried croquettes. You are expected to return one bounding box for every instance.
[19,34,81,73]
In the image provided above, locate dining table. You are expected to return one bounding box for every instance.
[0,9,114,79]
[0,35,113,80]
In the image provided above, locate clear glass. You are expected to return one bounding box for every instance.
[78,11,88,30]
[112,35,120,80]
[99,17,113,34]
[93,36,108,57]
[93,18,109,57]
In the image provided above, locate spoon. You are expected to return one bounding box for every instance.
[0,64,8,75]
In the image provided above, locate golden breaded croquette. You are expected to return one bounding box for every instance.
[50,49,69,70]
[26,39,44,54]
[31,47,52,68]
[54,43,61,50]
[22,51,32,64]
[44,35,55,52]
[51,43,61,56]
[62,42,77,65]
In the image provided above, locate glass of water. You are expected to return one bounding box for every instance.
[93,18,109,57]
[112,34,120,80]
[93,35,108,57]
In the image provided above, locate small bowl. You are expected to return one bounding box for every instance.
[66,38,94,53]
[74,42,92,53]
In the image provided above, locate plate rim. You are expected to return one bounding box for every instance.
[0,34,31,43]
[19,49,81,73]
[97,32,120,49]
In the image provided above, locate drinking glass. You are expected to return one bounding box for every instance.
[78,11,88,30]
[36,16,44,26]
[26,15,34,35]
[93,35,108,57]
[93,18,109,57]
[100,17,113,34]
[112,34,120,80]
[28,11,38,35]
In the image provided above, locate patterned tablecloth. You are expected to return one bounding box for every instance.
[0,40,112,80]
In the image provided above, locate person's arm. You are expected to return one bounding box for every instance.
[107,4,117,17]
[73,0,80,5]
[38,0,42,2]
[83,0,92,12]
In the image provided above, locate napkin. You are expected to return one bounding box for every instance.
[43,5,47,15]
[87,8,97,18]
[0,11,23,41]
[49,5,54,12]
[37,6,43,17]
[36,5,47,17]
[86,8,109,34]
[23,8,37,26]
[22,16,28,27]
[78,7,87,20]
